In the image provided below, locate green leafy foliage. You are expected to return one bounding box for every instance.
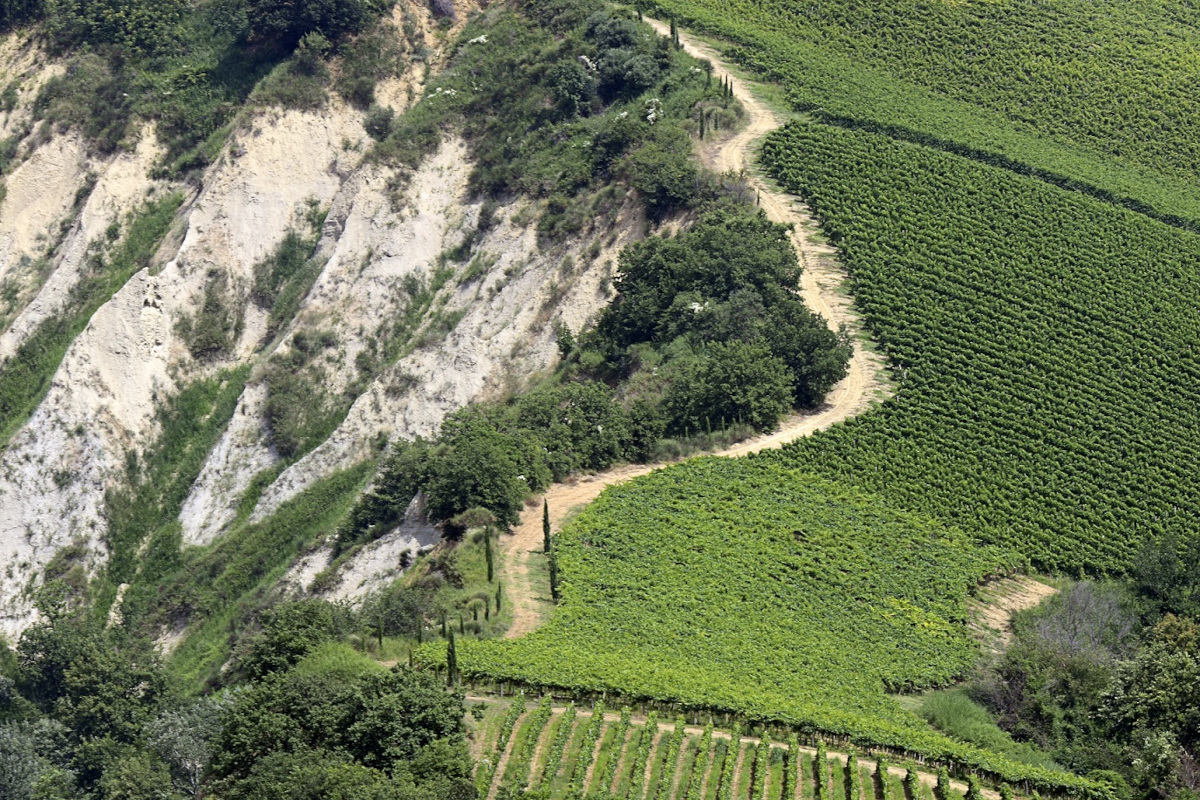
[104,367,249,620]
[439,459,1101,795]
[586,206,850,431]
[245,0,374,49]
[663,340,791,434]
[212,661,467,787]
[44,0,186,57]
[263,329,343,461]
[374,6,721,222]
[154,463,373,689]
[761,120,1200,574]
[236,599,351,680]
[7,608,170,795]
[536,704,574,790]
[176,271,243,361]
[648,0,1200,226]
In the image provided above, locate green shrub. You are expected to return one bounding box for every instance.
[176,271,242,361]
[45,0,185,57]
[423,408,547,527]
[664,341,792,434]
[34,54,132,153]
[245,0,373,49]
[235,599,348,679]
[263,334,341,461]
[334,22,405,109]
[363,104,394,140]
[251,228,322,339]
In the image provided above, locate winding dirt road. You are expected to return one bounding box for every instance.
[500,22,888,640]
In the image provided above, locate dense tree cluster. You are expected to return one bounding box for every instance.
[0,595,474,800]
[337,208,850,544]
[969,540,1200,800]
[591,207,851,415]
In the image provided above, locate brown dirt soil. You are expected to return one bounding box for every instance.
[640,728,664,799]
[969,575,1059,650]
[500,21,888,642]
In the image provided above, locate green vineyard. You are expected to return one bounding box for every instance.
[437,464,1104,795]
[761,120,1200,575]
[470,696,1004,800]
[644,0,1200,225]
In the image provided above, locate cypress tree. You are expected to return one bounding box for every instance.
[543,499,551,553]
[446,631,458,686]
[459,613,465,635]
[441,611,447,638]
[550,549,559,601]
[376,614,383,649]
[496,581,502,612]
[485,526,494,582]
[700,111,707,140]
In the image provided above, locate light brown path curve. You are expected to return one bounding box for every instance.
[969,575,1059,651]
[500,21,888,641]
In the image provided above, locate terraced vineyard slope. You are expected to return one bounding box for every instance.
[468,696,1015,800]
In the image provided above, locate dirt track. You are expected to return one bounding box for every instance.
[500,22,889,640]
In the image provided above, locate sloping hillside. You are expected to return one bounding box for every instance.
[0,0,643,637]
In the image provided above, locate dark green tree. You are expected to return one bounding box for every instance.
[1130,532,1200,618]
[237,600,342,680]
[446,632,458,687]
[543,500,551,554]
[664,341,793,434]
[424,407,549,526]
[625,125,699,216]
[245,0,370,48]
[485,527,494,583]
